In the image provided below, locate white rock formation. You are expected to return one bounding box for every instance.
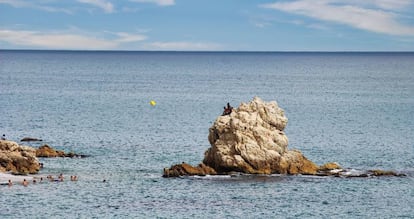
[203,97,318,174]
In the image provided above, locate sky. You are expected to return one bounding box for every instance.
[1,0,414,51]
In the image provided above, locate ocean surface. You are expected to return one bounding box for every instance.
[0,50,413,218]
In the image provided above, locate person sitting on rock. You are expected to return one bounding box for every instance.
[1,134,6,140]
[222,102,233,116]
[222,107,228,115]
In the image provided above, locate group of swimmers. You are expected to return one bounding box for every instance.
[6,173,78,187]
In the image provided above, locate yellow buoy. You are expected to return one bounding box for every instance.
[150,100,156,106]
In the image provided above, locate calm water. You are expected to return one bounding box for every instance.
[0,51,413,218]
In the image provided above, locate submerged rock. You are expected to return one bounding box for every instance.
[366,169,405,177]
[316,162,405,177]
[0,140,41,174]
[329,169,405,177]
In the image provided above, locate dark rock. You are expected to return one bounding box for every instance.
[21,137,43,142]
[368,169,406,177]
[163,162,216,177]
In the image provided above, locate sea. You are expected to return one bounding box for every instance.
[0,50,413,218]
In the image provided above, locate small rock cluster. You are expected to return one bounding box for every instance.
[36,145,84,158]
[1,140,85,175]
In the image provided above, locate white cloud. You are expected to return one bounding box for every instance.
[340,0,412,10]
[0,0,73,14]
[0,28,221,51]
[129,0,175,6]
[253,22,272,28]
[0,29,147,50]
[113,32,147,43]
[249,16,273,28]
[77,0,114,13]
[146,41,222,51]
[261,0,414,36]
[0,0,28,7]
[307,23,329,30]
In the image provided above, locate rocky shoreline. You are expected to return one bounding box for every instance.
[0,140,85,175]
[0,140,40,174]
[163,97,405,178]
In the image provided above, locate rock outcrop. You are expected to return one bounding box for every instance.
[21,137,43,142]
[0,140,41,174]
[36,145,85,158]
[203,97,318,175]
[163,97,319,177]
[163,162,217,177]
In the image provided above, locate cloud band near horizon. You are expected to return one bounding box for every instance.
[0,29,146,50]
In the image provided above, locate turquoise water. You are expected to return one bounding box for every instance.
[1,51,413,218]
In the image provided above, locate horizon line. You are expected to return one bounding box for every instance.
[1,49,414,53]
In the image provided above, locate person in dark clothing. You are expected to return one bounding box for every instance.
[222,102,233,116]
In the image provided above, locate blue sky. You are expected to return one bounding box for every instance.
[1,0,414,51]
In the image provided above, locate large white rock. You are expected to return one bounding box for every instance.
[204,97,317,174]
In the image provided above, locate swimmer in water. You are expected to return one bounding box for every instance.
[58,173,64,182]
[22,179,29,187]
